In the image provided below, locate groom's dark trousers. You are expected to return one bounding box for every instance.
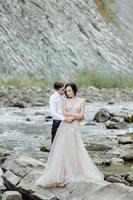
[51,119,61,143]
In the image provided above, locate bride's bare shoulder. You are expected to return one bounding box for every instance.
[77,97,85,103]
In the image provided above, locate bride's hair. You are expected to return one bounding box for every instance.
[65,83,78,97]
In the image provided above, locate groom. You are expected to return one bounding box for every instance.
[49,81,66,143]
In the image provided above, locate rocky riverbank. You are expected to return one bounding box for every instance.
[0,87,133,107]
[0,156,133,200]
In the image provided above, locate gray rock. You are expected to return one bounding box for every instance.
[108,101,115,105]
[0,167,6,200]
[121,170,133,186]
[40,144,50,152]
[111,157,124,164]
[118,137,133,145]
[124,115,133,123]
[111,117,125,123]
[105,120,127,129]
[121,152,133,161]
[101,159,112,166]
[0,167,3,184]
[85,143,112,152]
[8,100,25,108]
[106,175,129,185]
[93,109,110,122]
[110,112,128,118]
[2,191,22,200]
[35,112,45,116]
[0,149,10,158]
[126,132,133,140]
[2,157,45,178]
[127,173,133,185]
[67,181,133,200]
[2,170,21,188]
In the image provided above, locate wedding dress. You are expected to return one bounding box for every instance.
[36,98,104,187]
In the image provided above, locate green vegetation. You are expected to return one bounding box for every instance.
[101,0,116,6]
[0,73,44,88]
[74,67,133,89]
[0,71,61,88]
[0,67,133,89]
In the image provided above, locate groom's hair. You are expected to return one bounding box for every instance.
[54,81,64,90]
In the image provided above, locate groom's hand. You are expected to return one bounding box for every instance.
[65,116,74,123]
[79,114,84,120]
[75,114,84,121]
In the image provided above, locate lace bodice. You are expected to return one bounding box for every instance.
[64,97,85,114]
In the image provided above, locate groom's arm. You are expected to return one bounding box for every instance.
[50,96,65,121]
[78,99,85,121]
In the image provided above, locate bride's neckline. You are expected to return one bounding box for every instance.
[67,97,78,101]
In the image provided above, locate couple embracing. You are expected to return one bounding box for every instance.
[36,81,104,187]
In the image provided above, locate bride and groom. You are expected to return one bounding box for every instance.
[36,81,104,187]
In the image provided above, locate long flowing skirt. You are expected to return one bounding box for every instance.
[36,121,104,187]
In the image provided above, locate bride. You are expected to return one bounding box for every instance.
[36,83,104,187]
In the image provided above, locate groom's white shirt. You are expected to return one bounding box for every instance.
[49,91,65,121]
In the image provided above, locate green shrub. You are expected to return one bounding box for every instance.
[74,66,133,89]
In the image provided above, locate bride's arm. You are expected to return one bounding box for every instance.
[64,111,79,118]
[62,99,85,120]
[62,101,77,118]
[62,100,75,123]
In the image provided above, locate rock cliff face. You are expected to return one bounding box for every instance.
[0,0,133,78]
[111,0,133,47]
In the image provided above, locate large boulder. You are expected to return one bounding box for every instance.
[118,137,133,145]
[93,109,111,122]
[2,191,22,200]
[121,152,133,161]
[2,157,45,178]
[0,167,6,200]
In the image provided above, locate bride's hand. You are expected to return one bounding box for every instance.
[65,116,74,123]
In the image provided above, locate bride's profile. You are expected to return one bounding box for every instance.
[36,83,104,187]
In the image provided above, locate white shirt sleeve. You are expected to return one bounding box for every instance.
[49,95,65,121]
